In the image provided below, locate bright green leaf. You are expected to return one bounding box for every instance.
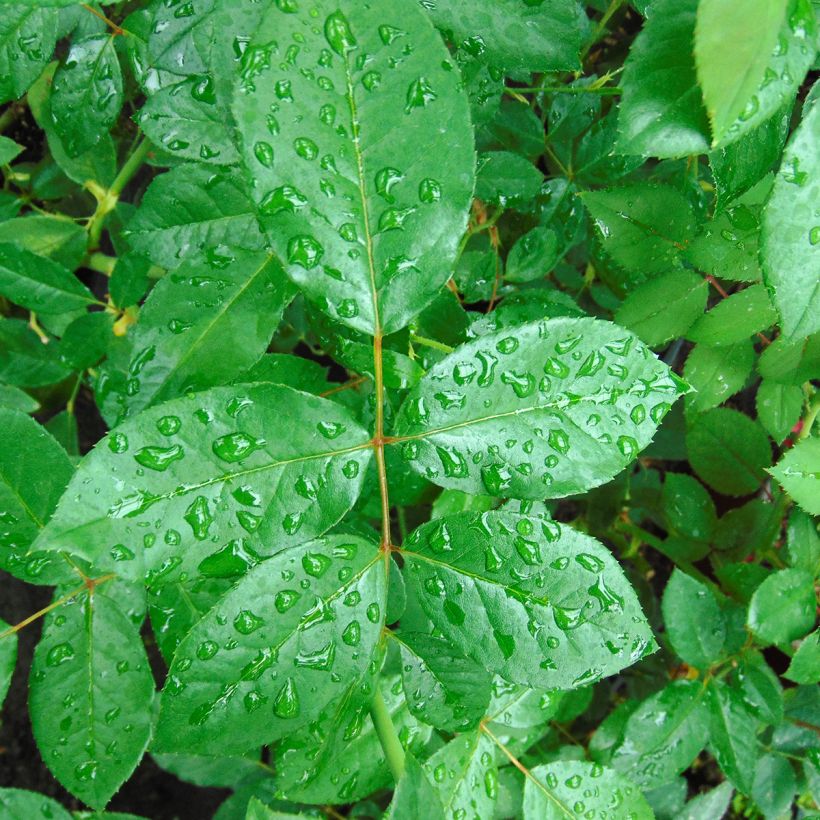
[769,437,820,514]
[785,629,820,684]
[706,680,758,794]
[747,568,816,645]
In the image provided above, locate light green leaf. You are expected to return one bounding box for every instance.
[757,332,820,385]
[29,589,155,810]
[769,437,820,514]
[0,319,71,388]
[0,384,39,414]
[615,270,707,347]
[97,251,293,425]
[505,227,560,284]
[392,631,492,732]
[0,136,23,166]
[424,731,497,820]
[734,653,784,726]
[125,165,265,269]
[706,680,758,794]
[401,509,656,689]
[154,535,386,755]
[138,76,239,166]
[0,216,88,270]
[476,151,545,208]
[523,761,653,820]
[785,628,820,684]
[694,0,788,145]
[273,673,431,804]
[662,473,717,543]
[709,104,790,207]
[616,0,710,158]
[686,408,771,496]
[751,754,797,818]
[684,340,755,414]
[581,184,696,279]
[51,34,123,157]
[747,568,816,645]
[612,680,710,788]
[34,384,372,585]
[0,408,75,585]
[232,1,474,336]
[0,6,58,104]
[0,243,98,314]
[419,0,586,72]
[662,569,725,668]
[394,317,683,499]
[687,285,777,346]
[762,88,820,338]
[680,781,733,819]
[756,380,803,443]
[386,754,445,820]
[0,789,72,820]
[785,509,820,575]
[0,617,16,710]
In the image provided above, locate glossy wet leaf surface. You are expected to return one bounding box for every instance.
[394,317,682,499]
[401,509,655,689]
[29,589,154,810]
[34,384,372,585]
[232,0,474,335]
[154,535,386,756]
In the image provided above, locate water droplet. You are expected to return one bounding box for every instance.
[212,431,264,462]
[419,178,441,203]
[253,140,274,168]
[375,167,403,202]
[46,643,74,667]
[184,496,213,541]
[282,511,303,535]
[108,432,128,453]
[317,420,346,438]
[275,589,301,612]
[156,415,181,436]
[293,136,318,160]
[481,463,513,495]
[288,235,324,269]
[342,621,361,646]
[302,552,331,577]
[405,77,436,113]
[196,640,218,660]
[134,444,184,472]
[234,609,264,634]
[272,678,300,718]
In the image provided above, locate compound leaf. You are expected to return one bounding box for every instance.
[154,535,386,755]
[34,384,372,585]
[232,0,474,335]
[394,317,683,499]
[29,589,155,810]
[401,509,656,690]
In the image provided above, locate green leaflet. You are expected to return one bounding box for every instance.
[0,408,76,585]
[424,731,498,819]
[687,285,777,346]
[581,184,696,281]
[747,568,817,644]
[392,631,492,732]
[0,789,72,820]
[232,0,474,335]
[0,6,58,104]
[683,340,755,414]
[401,510,656,690]
[752,754,797,818]
[761,86,820,339]
[273,673,432,804]
[769,437,820,515]
[33,384,372,585]
[51,34,123,158]
[755,380,803,443]
[29,589,155,810]
[694,0,788,145]
[686,408,772,496]
[785,629,820,684]
[125,164,265,269]
[522,761,652,820]
[705,681,758,795]
[0,618,16,710]
[615,270,707,347]
[418,0,586,72]
[662,473,717,544]
[661,569,725,668]
[616,0,710,158]
[154,535,386,755]
[611,680,710,788]
[0,216,88,270]
[680,782,733,820]
[0,319,72,388]
[138,76,240,166]
[0,135,23,166]
[0,385,39,414]
[96,250,294,425]
[394,318,682,499]
[385,754,445,820]
[0,242,98,315]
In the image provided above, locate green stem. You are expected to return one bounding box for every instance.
[581,0,625,60]
[370,689,405,782]
[511,85,621,95]
[798,392,820,440]
[84,251,116,276]
[86,136,151,250]
[410,333,454,354]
